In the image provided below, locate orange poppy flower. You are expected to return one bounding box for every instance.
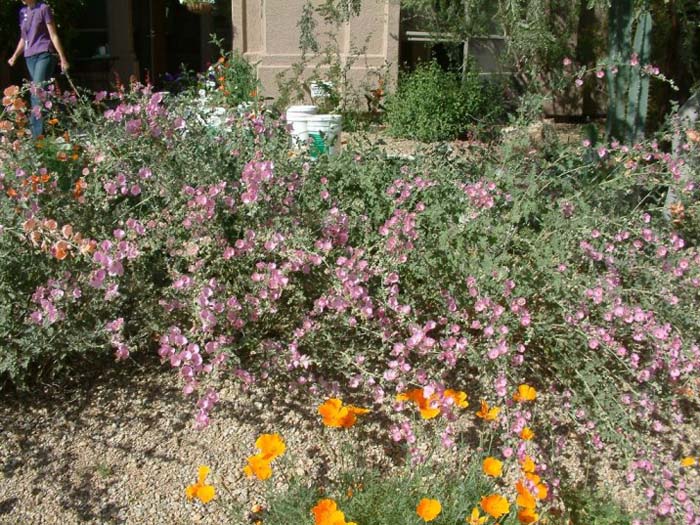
[520,455,536,473]
[397,388,468,417]
[520,427,534,440]
[515,480,537,509]
[416,498,442,522]
[311,499,357,525]
[444,388,469,408]
[482,457,503,477]
[397,388,440,419]
[476,400,500,421]
[480,494,510,519]
[185,465,215,504]
[523,473,547,500]
[318,398,370,428]
[255,433,286,460]
[517,507,539,524]
[513,384,537,402]
[243,453,272,480]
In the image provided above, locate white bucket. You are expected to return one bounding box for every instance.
[286,105,318,147]
[306,114,342,157]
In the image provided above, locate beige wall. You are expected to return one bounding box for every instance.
[232,0,400,103]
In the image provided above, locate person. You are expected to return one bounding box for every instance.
[6,0,70,138]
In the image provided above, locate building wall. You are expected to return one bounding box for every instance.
[232,0,400,103]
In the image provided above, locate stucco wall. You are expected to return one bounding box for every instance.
[232,0,400,103]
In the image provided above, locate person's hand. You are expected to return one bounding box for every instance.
[7,55,17,67]
[60,57,69,73]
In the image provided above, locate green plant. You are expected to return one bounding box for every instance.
[275,1,389,114]
[606,4,653,142]
[200,39,260,107]
[385,61,501,142]
[562,488,634,525]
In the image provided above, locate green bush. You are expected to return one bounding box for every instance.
[385,61,502,142]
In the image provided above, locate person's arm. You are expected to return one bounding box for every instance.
[7,38,25,67]
[46,21,69,72]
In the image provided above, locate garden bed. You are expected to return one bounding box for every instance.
[1,76,700,525]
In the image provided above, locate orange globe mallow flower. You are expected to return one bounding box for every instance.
[480,494,510,519]
[513,384,537,402]
[397,388,468,420]
[520,427,535,440]
[416,498,442,522]
[311,498,357,525]
[318,398,370,428]
[185,465,216,504]
[476,400,500,421]
[482,456,503,477]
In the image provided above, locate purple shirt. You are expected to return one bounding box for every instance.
[20,3,55,57]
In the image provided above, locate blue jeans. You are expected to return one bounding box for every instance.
[25,52,57,138]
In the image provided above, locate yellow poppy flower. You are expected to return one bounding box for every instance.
[185,465,216,504]
[467,507,488,524]
[681,456,697,467]
[483,457,504,477]
[513,384,537,402]
[416,498,442,522]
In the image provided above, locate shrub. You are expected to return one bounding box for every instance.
[2,69,700,525]
[385,61,502,142]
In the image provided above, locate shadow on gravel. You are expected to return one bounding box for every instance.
[0,497,18,515]
[0,355,181,523]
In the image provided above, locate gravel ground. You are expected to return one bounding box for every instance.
[1,362,699,525]
[0,364,397,525]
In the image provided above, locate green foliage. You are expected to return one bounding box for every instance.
[200,40,260,108]
[277,0,389,114]
[385,61,501,142]
[400,0,580,92]
[247,443,503,525]
[562,488,634,525]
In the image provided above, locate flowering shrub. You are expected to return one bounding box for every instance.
[2,67,699,523]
